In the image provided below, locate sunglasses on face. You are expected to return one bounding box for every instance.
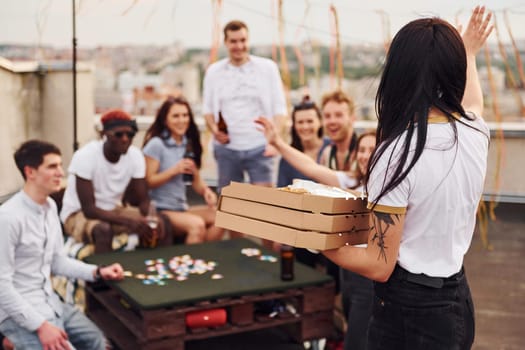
[109,131,136,139]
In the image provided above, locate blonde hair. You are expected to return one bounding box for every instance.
[321,90,355,115]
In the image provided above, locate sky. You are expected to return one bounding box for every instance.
[1,0,525,49]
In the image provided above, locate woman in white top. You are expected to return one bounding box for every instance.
[257,6,492,349]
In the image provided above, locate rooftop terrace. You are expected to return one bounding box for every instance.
[465,202,524,349]
[186,188,525,349]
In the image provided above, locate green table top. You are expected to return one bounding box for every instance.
[85,238,332,310]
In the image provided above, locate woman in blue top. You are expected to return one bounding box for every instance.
[143,96,223,244]
[277,97,330,268]
[277,97,330,187]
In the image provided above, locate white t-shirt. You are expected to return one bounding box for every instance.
[367,114,489,277]
[60,140,146,222]
[202,55,287,151]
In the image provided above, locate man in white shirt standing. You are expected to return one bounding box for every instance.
[203,20,287,194]
[0,140,123,350]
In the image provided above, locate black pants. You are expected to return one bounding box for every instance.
[368,265,475,350]
[340,269,374,350]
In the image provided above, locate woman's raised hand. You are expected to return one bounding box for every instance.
[254,116,278,146]
[462,6,493,56]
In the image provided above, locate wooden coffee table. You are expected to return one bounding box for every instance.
[84,238,334,350]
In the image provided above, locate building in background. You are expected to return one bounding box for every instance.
[0,56,95,199]
[1,39,525,200]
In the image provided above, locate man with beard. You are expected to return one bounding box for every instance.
[319,90,358,172]
[318,90,358,349]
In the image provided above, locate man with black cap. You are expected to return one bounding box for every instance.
[60,109,170,253]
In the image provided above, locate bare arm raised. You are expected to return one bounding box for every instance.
[255,117,341,187]
[461,6,493,116]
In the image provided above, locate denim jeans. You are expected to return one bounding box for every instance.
[0,302,105,350]
[214,144,274,192]
[340,269,374,350]
[368,265,475,350]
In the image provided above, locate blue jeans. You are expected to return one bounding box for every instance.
[340,269,374,350]
[0,303,105,350]
[368,264,475,350]
[214,144,274,192]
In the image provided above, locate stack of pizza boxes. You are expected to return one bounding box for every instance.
[216,181,370,250]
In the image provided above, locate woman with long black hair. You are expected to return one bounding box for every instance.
[257,6,492,349]
[331,7,492,349]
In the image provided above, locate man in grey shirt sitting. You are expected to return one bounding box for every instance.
[0,140,124,350]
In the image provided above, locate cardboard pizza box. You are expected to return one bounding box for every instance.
[218,196,369,233]
[215,211,369,250]
[215,182,370,249]
[220,182,368,215]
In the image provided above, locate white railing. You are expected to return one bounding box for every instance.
[93,114,525,203]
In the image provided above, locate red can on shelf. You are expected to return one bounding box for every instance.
[185,308,227,328]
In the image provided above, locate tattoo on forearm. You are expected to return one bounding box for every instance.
[370,212,399,263]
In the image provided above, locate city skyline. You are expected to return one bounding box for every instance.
[2,0,525,49]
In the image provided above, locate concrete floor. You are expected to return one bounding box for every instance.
[465,202,525,350]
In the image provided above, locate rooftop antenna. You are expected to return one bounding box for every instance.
[72,0,78,151]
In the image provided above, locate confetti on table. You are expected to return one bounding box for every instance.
[241,248,277,263]
[241,248,261,257]
[129,254,220,286]
[259,255,278,263]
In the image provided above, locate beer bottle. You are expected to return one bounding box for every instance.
[183,141,195,184]
[217,111,228,135]
[143,200,159,248]
[280,245,294,281]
